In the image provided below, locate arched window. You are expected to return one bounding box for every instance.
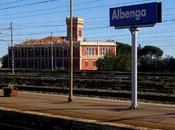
[79,30,82,37]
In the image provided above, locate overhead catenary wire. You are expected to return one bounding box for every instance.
[0,0,174,56]
[0,0,106,18]
[0,0,172,22]
[0,0,28,6]
[2,14,173,32]
[1,19,175,39]
[0,0,59,11]
[0,0,173,21]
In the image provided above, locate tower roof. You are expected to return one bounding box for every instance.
[66,17,84,24]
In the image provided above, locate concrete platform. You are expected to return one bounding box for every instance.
[0,90,175,130]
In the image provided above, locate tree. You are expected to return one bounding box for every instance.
[138,56,155,72]
[138,45,163,58]
[113,53,131,71]
[138,45,164,72]
[96,43,171,72]
[1,54,9,68]
[96,42,131,71]
[164,56,175,72]
[96,51,115,71]
[115,42,131,71]
[117,42,131,55]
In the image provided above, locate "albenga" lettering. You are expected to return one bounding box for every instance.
[112,8,147,20]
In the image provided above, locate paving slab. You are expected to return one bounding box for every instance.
[0,90,174,130]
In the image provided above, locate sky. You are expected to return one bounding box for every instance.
[0,0,174,58]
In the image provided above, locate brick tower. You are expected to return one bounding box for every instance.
[66,17,84,41]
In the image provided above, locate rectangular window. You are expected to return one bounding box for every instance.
[85,61,88,67]
[56,48,59,57]
[64,48,69,57]
[58,47,62,56]
[103,48,105,55]
[42,48,47,57]
[100,48,102,55]
[95,48,98,55]
[93,61,96,66]
[29,48,33,57]
[89,48,92,55]
[48,47,51,57]
[86,48,89,55]
[35,48,40,57]
[106,48,109,54]
[92,48,94,55]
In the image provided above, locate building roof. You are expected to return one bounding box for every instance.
[20,36,65,46]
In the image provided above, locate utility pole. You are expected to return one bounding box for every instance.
[10,22,15,75]
[51,32,54,71]
[68,0,73,102]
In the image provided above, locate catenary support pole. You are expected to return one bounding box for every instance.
[10,22,15,75]
[130,27,139,109]
[8,43,10,68]
[51,32,54,71]
[68,0,73,102]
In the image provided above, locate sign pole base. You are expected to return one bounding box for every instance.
[129,27,139,109]
[129,105,139,109]
[68,97,73,102]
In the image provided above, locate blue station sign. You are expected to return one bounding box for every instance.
[110,2,161,28]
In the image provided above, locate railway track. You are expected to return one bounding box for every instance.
[0,71,174,103]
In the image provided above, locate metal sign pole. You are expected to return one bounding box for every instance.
[130,27,139,109]
[110,2,161,109]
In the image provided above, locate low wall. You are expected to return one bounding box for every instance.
[0,107,143,130]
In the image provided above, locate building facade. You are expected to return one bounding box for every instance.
[9,17,116,70]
